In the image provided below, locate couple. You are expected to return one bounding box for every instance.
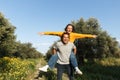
[38,24,97,80]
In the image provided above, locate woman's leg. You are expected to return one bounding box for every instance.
[70,53,78,67]
[48,53,58,69]
[39,53,58,72]
[70,53,83,75]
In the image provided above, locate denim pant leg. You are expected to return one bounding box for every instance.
[67,65,74,80]
[70,53,78,68]
[57,64,74,80]
[57,64,63,80]
[48,54,58,69]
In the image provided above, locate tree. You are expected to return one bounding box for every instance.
[0,12,43,58]
[14,42,43,59]
[73,17,120,64]
[0,12,16,57]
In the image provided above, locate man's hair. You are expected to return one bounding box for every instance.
[64,24,75,32]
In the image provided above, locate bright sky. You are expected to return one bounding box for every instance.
[0,0,120,54]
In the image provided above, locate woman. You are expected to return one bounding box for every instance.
[39,24,97,75]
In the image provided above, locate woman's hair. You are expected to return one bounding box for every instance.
[64,24,75,32]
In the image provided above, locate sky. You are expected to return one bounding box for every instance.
[0,0,120,54]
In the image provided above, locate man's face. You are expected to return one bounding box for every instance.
[62,34,69,44]
[66,25,73,33]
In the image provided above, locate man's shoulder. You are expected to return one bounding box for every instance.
[56,41,61,43]
[68,42,75,47]
[56,41,62,45]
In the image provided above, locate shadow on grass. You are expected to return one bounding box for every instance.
[34,70,56,80]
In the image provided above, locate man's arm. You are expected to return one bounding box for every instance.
[73,47,77,55]
[52,48,57,55]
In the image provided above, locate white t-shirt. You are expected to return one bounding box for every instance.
[54,41,76,64]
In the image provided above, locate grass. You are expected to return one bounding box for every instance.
[75,58,120,80]
[26,57,120,80]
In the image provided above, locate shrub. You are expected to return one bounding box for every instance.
[0,57,35,80]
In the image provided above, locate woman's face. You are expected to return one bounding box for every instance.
[66,25,73,33]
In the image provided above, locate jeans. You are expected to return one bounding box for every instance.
[56,63,74,80]
[48,52,78,69]
[48,53,58,69]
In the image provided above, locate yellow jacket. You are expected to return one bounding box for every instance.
[44,32,96,42]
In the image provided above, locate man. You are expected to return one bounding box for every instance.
[54,32,76,80]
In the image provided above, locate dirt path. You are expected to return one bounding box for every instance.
[28,58,69,80]
[25,58,45,80]
[32,61,42,80]
[31,58,46,80]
